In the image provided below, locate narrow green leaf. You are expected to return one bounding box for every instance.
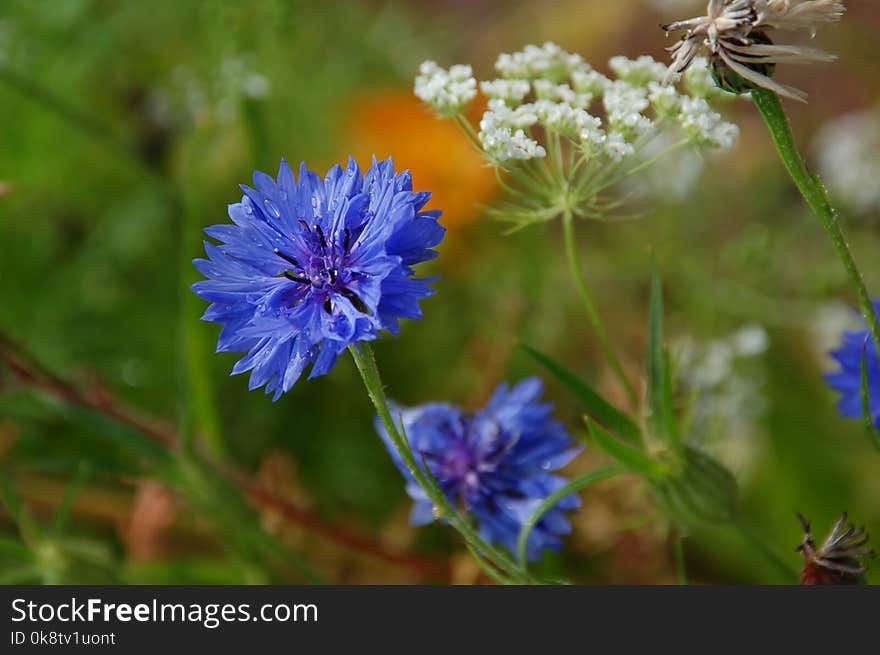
[860,344,880,452]
[586,418,668,478]
[466,544,517,585]
[648,271,679,445]
[53,461,91,537]
[0,474,22,525]
[0,536,31,560]
[522,344,641,443]
[517,463,623,572]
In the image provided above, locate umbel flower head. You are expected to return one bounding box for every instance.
[415,44,738,230]
[192,158,444,399]
[825,300,880,427]
[662,0,845,102]
[375,378,582,561]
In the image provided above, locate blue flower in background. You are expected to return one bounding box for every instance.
[193,157,444,399]
[825,300,880,428]
[376,378,582,561]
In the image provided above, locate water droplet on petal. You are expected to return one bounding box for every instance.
[264,199,281,218]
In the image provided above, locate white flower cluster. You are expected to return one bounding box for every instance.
[494,42,585,83]
[416,46,739,165]
[571,68,612,96]
[478,111,546,163]
[532,80,592,108]
[480,79,531,105]
[608,55,667,87]
[533,100,600,138]
[414,61,477,116]
[813,108,880,215]
[648,81,683,118]
[679,97,739,149]
[603,80,653,139]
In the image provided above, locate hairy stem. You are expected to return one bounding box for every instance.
[348,344,531,582]
[672,532,689,585]
[751,88,880,354]
[561,210,639,406]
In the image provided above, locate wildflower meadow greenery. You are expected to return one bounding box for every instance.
[1,0,877,585]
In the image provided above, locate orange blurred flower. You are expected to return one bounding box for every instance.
[342,89,496,233]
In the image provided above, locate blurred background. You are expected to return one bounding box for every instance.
[1,0,878,584]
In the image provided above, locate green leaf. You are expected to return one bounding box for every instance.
[585,418,669,479]
[53,460,91,537]
[522,344,641,443]
[0,474,22,526]
[648,271,679,446]
[860,344,880,452]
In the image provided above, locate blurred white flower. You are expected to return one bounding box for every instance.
[809,301,862,363]
[152,53,271,126]
[674,324,770,447]
[812,108,880,216]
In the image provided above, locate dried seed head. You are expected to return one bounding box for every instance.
[797,512,872,584]
[662,0,845,102]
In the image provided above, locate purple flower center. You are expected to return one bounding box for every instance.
[425,419,509,502]
[273,224,368,314]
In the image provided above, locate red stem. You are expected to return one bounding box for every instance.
[0,331,450,581]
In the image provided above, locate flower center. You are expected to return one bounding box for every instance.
[273,224,370,314]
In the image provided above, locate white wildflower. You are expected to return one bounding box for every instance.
[478,111,546,163]
[532,80,593,109]
[648,81,683,118]
[608,55,668,87]
[679,96,739,149]
[603,80,649,117]
[414,61,477,116]
[480,79,531,105]
[533,100,601,138]
[813,108,880,215]
[495,42,584,82]
[603,132,636,162]
[579,122,608,157]
[486,99,540,129]
[572,68,612,96]
[603,81,653,139]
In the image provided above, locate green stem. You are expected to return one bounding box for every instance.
[672,532,688,585]
[454,114,483,152]
[516,465,622,572]
[751,88,880,355]
[561,210,639,407]
[348,344,531,582]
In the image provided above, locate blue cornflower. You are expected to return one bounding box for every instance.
[825,300,880,428]
[193,157,444,399]
[376,378,582,561]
